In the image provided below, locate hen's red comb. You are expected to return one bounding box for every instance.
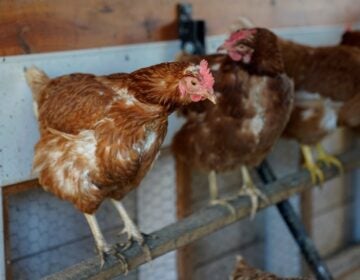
[227,28,257,44]
[199,59,215,90]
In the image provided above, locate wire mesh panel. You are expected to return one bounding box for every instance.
[137,152,177,280]
[8,188,137,279]
[264,139,302,277]
[189,167,266,279]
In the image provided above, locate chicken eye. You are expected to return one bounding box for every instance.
[191,80,197,86]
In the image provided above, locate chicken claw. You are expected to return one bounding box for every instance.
[208,171,236,215]
[238,166,269,219]
[301,145,324,185]
[84,213,122,269]
[102,247,129,274]
[210,199,236,215]
[316,144,343,173]
[112,200,152,262]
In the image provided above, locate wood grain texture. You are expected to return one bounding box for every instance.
[2,180,39,196]
[175,158,193,280]
[0,0,359,55]
[2,193,12,280]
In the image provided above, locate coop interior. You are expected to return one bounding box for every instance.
[0,1,360,280]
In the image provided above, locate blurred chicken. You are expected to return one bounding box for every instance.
[25,61,216,268]
[230,255,309,280]
[232,18,360,183]
[173,28,294,216]
[277,33,360,183]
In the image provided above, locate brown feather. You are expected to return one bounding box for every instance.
[230,256,309,280]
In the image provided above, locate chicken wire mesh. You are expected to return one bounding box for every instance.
[6,134,356,279]
[8,187,137,280]
[7,152,177,280]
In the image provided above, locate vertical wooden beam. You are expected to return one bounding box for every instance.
[0,180,39,279]
[2,192,12,280]
[175,157,193,280]
[0,190,8,280]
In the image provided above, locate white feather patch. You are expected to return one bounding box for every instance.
[34,130,98,197]
[295,91,322,103]
[320,99,338,131]
[211,63,221,71]
[33,101,39,119]
[248,78,267,139]
[143,131,157,152]
[113,87,137,105]
[301,108,316,121]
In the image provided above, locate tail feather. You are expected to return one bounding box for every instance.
[24,66,49,103]
[229,16,255,33]
[24,66,49,119]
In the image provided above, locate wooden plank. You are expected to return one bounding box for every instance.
[2,192,12,280]
[0,0,359,55]
[42,147,360,280]
[175,158,194,280]
[326,244,360,279]
[2,179,39,196]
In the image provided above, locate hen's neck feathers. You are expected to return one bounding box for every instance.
[246,28,284,76]
[127,62,191,112]
[277,38,316,82]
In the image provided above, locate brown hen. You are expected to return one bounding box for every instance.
[173,28,294,216]
[230,255,310,280]
[25,61,216,267]
[276,34,360,183]
[230,19,360,182]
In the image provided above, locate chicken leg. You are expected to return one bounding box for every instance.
[238,166,268,219]
[316,144,343,173]
[301,145,324,184]
[84,213,127,270]
[111,200,152,262]
[208,170,236,215]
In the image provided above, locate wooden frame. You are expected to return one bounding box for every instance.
[1,180,39,280]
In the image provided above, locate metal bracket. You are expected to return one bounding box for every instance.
[177,3,206,55]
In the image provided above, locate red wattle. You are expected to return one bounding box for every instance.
[190,94,203,102]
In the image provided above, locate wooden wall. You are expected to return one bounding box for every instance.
[0,0,359,56]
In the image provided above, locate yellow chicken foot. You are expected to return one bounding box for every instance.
[316,144,343,173]
[208,171,236,215]
[301,145,324,185]
[111,200,152,263]
[84,213,128,272]
[238,166,269,219]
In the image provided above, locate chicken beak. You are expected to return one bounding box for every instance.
[205,90,217,104]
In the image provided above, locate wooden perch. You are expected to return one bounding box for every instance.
[43,148,360,280]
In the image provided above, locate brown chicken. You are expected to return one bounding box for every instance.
[172,28,294,216]
[25,61,216,267]
[230,256,309,280]
[276,33,360,183]
[231,18,360,183]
